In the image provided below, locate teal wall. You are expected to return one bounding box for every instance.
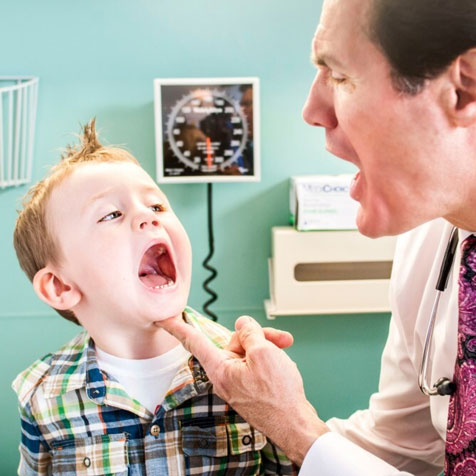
[0,1,390,472]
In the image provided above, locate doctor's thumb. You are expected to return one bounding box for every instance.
[235,315,254,330]
[235,315,267,347]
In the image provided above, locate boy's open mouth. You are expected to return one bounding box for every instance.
[138,243,177,289]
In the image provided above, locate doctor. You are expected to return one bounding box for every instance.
[160,0,476,474]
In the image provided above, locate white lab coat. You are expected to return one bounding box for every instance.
[300,218,467,476]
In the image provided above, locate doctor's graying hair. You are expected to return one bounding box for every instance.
[13,119,139,325]
[368,0,476,94]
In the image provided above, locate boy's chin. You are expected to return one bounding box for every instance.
[149,302,186,324]
[152,314,182,328]
[152,314,180,324]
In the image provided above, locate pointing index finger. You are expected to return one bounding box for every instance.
[157,315,225,375]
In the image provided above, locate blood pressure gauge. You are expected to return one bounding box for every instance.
[154,77,260,183]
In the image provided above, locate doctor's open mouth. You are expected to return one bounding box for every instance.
[138,243,177,290]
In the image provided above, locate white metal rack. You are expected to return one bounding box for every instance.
[0,76,39,188]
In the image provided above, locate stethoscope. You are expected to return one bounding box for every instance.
[418,226,459,397]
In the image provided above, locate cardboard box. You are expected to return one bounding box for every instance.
[290,175,359,231]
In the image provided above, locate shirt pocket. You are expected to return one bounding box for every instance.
[182,422,267,474]
[50,433,128,475]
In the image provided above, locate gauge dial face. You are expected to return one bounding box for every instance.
[167,88,248,173]
[155,80,258,183]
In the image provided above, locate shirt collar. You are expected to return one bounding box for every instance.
[459,228,476,242]
[41,307,228,412]
[42,332,107,402]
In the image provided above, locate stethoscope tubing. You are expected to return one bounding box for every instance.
[419,291,443,396]
[418,226,459,397]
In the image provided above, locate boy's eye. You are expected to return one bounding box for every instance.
[98,210,122,222]
[150,204,165,213]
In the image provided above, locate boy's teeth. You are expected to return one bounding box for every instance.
[154,279,174,290]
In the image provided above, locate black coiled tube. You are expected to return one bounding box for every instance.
[202,183,218,321]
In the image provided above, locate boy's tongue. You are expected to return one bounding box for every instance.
[141,272,169,288]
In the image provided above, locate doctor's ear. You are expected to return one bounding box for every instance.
[33,266,82,310]
[443,49,476,127]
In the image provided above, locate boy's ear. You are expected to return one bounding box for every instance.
[443,49,476,127]
[33,267,82,310]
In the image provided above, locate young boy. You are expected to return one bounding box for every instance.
[12,120,295,475]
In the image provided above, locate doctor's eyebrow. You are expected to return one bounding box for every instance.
[311,50,344,70]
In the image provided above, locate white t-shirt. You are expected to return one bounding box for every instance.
[301,218,469,476]
[96,343,190,414]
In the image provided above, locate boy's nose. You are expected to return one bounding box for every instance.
[133,210,160,230]
[139,219,159,229]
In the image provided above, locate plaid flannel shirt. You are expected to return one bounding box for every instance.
[12,307,296,475]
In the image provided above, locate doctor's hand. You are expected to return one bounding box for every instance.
[228,322,294,353]
[158,314,330,465]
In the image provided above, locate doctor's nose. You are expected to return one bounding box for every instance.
[302,72,338,129]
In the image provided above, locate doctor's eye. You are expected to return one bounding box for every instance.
[327,71,347,86]
[98,210,122,222]
[150,204,166,213]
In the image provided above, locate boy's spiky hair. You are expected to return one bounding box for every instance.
[13,119,139,325]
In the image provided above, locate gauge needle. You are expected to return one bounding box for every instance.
[206,137,212,168]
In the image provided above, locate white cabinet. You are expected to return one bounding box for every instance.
[265,227,397,319]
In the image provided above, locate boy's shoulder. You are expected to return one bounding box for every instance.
[183,306,232,349]
[12,331,89,408]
